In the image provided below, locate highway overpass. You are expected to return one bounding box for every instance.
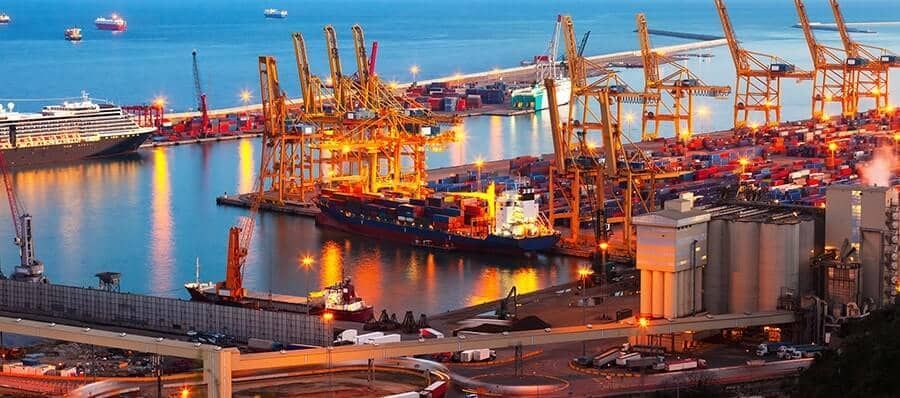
[0,310,794,397]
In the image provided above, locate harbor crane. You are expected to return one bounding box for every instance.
[251,26,459,206]
[0,148,46,283]
[714,0,812,129]
[636,13,730,141]
[546,15,663,255]
[830,0,899,114]
[217,56,286,301]
[192,50,211,137]
[794,0,856,120]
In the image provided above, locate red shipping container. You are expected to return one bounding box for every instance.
[456,98,467,111]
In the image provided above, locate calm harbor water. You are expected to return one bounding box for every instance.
[0,0,898,314]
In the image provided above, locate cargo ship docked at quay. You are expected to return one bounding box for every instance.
[185,275,374,323]
[0,94,155,168]
[316,183,560,254]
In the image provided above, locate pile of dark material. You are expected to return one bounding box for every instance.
[452,315,551,336]
[363,310,429,332]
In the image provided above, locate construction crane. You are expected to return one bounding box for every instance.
[794,0,856,120]
[217,56,286,300]
[714,0,812,129]
[636,13,730,141]
[0,149,45,283]
[830,0,899,114]
[191,50,211,137]
[546,15,663,255]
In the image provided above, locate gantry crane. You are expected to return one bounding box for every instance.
[0,145,46,283]
[794,0,856,120]
[192,50,211,137]
[636,13,730,141]
[830,0,899,114]
[714,0,812,128]
[250,26,459,206]
[546,15,662,254]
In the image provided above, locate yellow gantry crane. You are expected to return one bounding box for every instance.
[636,13,730,141]
[546,15,661,254]
[830,0,899,114]
[714,0,812,128]
[252,25,460,205]
[794,0,856,120]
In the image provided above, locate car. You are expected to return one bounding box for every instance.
[574,356,593,367]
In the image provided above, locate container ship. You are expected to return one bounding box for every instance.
[65,27,82,41]
[185,276,374,323]
[511,77,572,111]
[0,13,10,24]
[94,14,126,31]
[316,182,560,254]
[0,93,155,167]
[263,8,288,18]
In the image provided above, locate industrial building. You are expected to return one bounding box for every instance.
[824,185,899,308]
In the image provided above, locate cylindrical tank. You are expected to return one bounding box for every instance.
[729,220,759,313]
[798,219,816,295]
[652,271,664,318]
[704,219,728,314]
[759,223,784,311]
[663,272,675,319]
[640,270,652,317]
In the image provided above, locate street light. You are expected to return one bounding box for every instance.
[180,387,190,398]
[301,255,315,315]
[828,142,838,168]
[410,65,420,83]
[239,90,252,130]
[738,157,749,174]
[577,266,594,356]
[624,112,635,140]
[474,157,485,191]
[153,96,166,110]
[638,317,649,328]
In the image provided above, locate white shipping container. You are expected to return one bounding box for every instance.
[354,332,384,344]
[616,352,641,366]
[337,329,358,343]
[2,362,22,373]
[459,351,473,362]
[471,348,494,361]
[363,334,401,345]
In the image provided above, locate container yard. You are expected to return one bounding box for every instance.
[0,0,898,397]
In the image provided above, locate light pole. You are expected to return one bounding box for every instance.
[410,65,420,85]
[240,90,252,131]
[578,267,594,356]
[301,255,314,315]
[474,157,484,191]
[323,312,335,397]
[739,157,749,175]
[828,142,838,169]
[624,112,635,140]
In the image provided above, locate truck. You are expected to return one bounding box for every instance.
[592,348,622,368]
[421,380,448,398]
[656,358,707,372]
[626,356,663,371]
[335,329,358,344]
[419,328,445,339]
[756,342,793,356]
[778,344,826,359]
[354,332,384,345]
[615,352,641,366]
[458,349,495,363]
[362,334,401,345]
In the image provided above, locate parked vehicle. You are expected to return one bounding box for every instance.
[756,342,793,356]
[592,348,622,368]
[615,352,641,366]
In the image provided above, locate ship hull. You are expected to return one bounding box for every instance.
[184,285,374,323]
[95,23,126,31]
[316,205,560,254]
[2,131,152,168]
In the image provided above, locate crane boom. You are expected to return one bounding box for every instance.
[192,50,211,136]
[636,14,659,87]
[830,0,896,113]
[324,25,348,111]
[0,146,44,282]
[714,0,747,72]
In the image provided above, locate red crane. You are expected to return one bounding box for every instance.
[0,144,45,282]
[192,50,211,137]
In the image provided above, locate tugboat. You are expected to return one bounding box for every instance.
[0,13,10,24]
[263,8,288,19]
[94,14,126,31]
[65,27,82,41]
[184,259,374,322]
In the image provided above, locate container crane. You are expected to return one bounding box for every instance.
[192,50,211,137]
[546,15,662,254]
[0,150,45,283]
[714,0,812,129]
[830,0,899,114]
[636,13,731,141]
[794,0,856,120]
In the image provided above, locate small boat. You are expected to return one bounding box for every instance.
[263,8,288,19]
[94,14,126,31]
[65,27,82,41]
[0,13,10,24]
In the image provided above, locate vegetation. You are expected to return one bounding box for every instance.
[794,302,900,397]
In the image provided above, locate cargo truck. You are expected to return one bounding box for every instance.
[654,358,707,372]
[756,342,793,356]
[615,352,641,366]
[362,334,401,345]
[626,356,663,371]
[592,348,623,368]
